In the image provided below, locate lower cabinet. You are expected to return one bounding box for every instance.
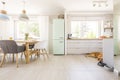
[67,39,102,54]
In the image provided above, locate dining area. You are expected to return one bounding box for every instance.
[0,39,49,68]
[0,14,49,68]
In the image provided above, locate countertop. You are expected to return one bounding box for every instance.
[67,38,102,40]
[67,38,113,40]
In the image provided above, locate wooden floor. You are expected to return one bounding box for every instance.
[0,54,115,80]
[115,55,120,70]
[114,55,120,80]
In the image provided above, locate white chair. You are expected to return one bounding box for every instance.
[34,41,49,59]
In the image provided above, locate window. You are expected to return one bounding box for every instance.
[71,20,99,38]
[15,20,40,39]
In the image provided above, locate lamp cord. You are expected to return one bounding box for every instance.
[1,1,5,10]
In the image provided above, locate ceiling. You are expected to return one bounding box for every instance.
[0,0,113,15]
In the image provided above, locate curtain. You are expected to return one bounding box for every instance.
[38,16,49,51]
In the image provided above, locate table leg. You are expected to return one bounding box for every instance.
[25,43,30,64]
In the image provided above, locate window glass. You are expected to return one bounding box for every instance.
[71,20,99,38]
[15,21,40,39]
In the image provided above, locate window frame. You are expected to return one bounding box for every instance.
[14,20,40,40]
[68,16,103,39]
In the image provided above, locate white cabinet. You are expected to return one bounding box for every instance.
[103,39,114,68]
[67,39,102,54]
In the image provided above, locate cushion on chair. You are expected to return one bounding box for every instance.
[17,45,26,53]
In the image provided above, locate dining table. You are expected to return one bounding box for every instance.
[16,40,39,63]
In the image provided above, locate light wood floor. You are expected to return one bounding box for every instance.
[0,54,115,80]
[115,55,120,70]
[114,55,120,80]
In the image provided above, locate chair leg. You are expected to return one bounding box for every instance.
[12,54,14,62]
[0,54,6,67]
[36,50,40,57]
[16,54,19,68]
[44,49,49,58]
[42,49,46,60]
[21,52,23,60]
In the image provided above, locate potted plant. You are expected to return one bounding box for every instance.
[25,33,29,40]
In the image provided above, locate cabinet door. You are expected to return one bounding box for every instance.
[53,40,64,54]
[53,19,64,39]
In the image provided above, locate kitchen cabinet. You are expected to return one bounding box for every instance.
[67,39,102,54]
[103,38,114,68]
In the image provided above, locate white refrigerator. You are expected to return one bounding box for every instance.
[53,19,64,55]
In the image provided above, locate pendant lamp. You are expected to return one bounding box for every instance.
[0,1,9,21]
[19,0,29,21]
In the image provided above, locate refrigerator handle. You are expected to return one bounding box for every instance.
[59,37,64,39]
[59,41,63,43]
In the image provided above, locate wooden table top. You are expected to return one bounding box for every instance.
[16,40,39,44]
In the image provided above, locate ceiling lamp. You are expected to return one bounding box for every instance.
[19,0,29,21]
[0,1,9,21]
[92,0,108,7]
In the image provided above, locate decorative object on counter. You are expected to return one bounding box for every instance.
[58,14,64,19]
[0,1,9,21]
[25,33,29,40]
[99,36,107,39]
[68,34,72,39]
[9,37,13,40]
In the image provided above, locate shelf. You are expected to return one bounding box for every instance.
[104,27,113,29]
[104,27,113,32]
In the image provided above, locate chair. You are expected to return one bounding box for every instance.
[0,40,26,67]
[21,44,34,58]
[34,41,49,59]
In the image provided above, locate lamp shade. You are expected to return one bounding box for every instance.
[19,10,29,21]
[19,13,29,21]
[0,13,9,21]
[0,2,9,21]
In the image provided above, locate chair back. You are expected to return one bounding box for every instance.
[34,41,47,49]
[0,40,18,53]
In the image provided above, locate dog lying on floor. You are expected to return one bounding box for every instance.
[85,52,103,61]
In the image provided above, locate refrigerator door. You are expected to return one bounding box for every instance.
[53,19,64,40]
[53,40,64,54]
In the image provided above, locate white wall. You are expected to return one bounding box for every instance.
[49,15,58,54]
[114,1,120,55]
[0,18,14,40]
[65,12,113,35]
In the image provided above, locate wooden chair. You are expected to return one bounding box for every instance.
[0,40,26,67]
